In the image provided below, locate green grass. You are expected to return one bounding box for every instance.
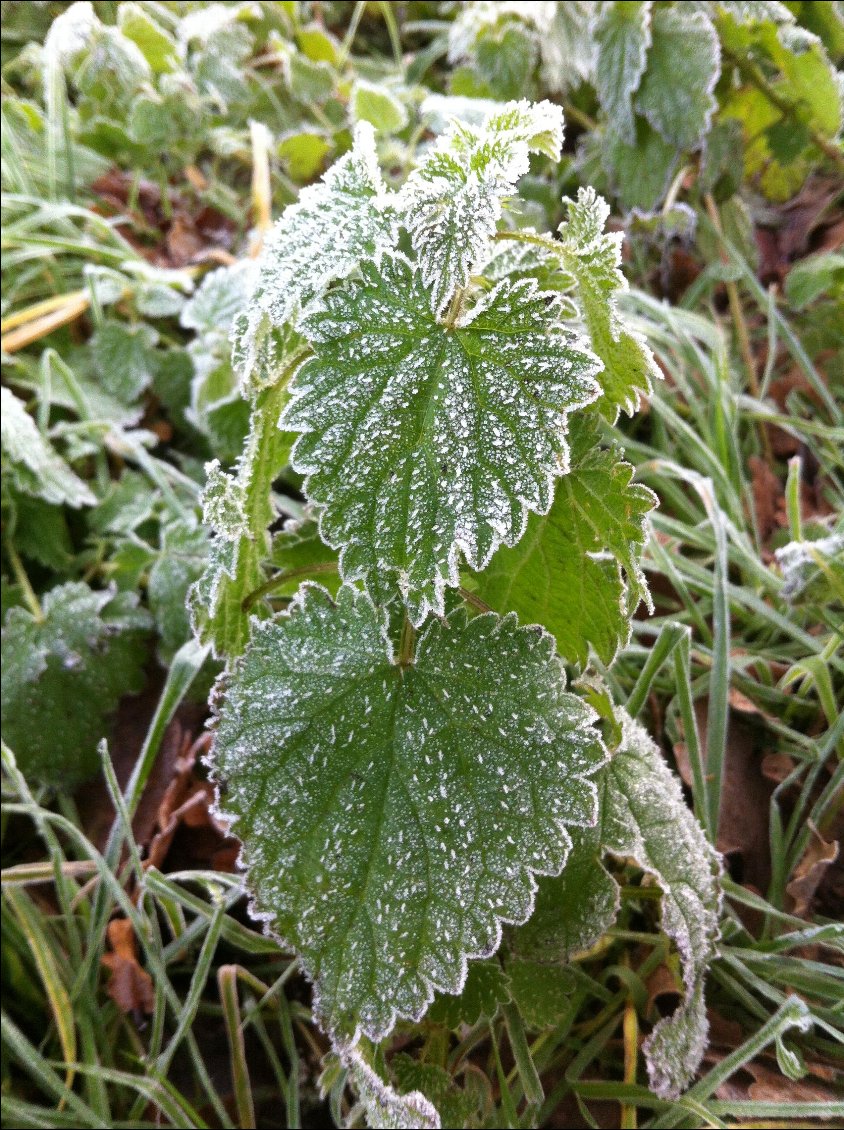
[2,2,843,1127]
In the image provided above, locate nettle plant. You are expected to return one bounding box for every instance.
[194,101,720,1124]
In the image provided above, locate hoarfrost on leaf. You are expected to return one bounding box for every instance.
[603,713,722,1098]
[282,255,601,624]
[557,187,661,415]
[344,1048,441,1130]
[634,6,721,151]
[594,1,652,144]
[211,584,607,1043]
[249,121,395,333]
[398,99,564,315]
[1,387,96,508]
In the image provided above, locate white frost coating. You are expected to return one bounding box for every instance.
[775,532,844,600]
[199,460,248,539]
[398,99,565,315]
[252,121,395,332]
[593,1,653,144]
[210,583,608,1044]
[447,2,553,65]
[344,1048,441,1130]
[1,387,96,508]
[634,6,721,151]
[558,187,662,416]
[43,1,99,65]
[603,714,723,1099]
[281,254,601,624]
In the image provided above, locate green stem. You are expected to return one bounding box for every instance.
[397,614,416,668]
[502,1002,544,1106]
[5,539,43,622]
[242,561,339,611]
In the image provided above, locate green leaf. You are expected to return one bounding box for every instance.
[427,959,511,1028]
[784,251,844,310]
[90,320,159,403]
[1,582,151,788]
[508,831,619,964]
[344,1049,441,1130]
[211,585,606,1043]
[594,1,653,144]
[505,958,576,1028]
[538,2,598,92]
[284,255,600,624]
[117,2,177,73]
[775,532,844,603]
[602,116,680,212]
[391,1054,483,1129]
[248,122,395,335]
[1,388,95,508]
[474,433,656,665]
[6,497,73,572]
[602,713,722,1099]
[351,80,408,134]
[398,99,564,314]
[557,188,662,415]
[148,522,209,663]
[634,7,720,150]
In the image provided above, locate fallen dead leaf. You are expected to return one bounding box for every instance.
[101,918,154,1016]
[786,821,840,919]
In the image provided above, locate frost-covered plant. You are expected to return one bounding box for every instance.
[193,101,721,1124]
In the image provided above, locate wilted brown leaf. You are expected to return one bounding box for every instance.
[786,822,840,919]
[101,918,154,1016]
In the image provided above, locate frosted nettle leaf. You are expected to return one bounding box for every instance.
[283,256,601,624]
[351,79,408,134]
[714,1,794,24]
[148,521,209,662]
[603,713,722,1098]
[427,959,511,1027]
[230,307,306,399]
[1,582,151,788]
[1,388,95,508]
[634,7,721,151]
[475,424,656,665]
[211,585,607,1042]
[594,1,652,144]
[538,2,598,93]
[90,320,159,403]
[389,1056,480,1130]
[200,460,248,539]
[775,532,844,602]
[601,116,680,212]
[345,1048,441,1130]
[181,261,254,335]
[558,188,661,415]
[508,829,619,963]
[398,99,564,314]
[190,383,290,658]
[250,121,395,333]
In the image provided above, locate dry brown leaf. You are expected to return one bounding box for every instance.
[101,918,154,1015]
[786,822,840,919]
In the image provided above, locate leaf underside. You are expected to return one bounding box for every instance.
[211,584,606,1044]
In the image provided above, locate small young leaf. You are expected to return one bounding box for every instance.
[427,959,511,1028]
[475,432,656,665]
[634,7,720,151]
[90,320,159,403]
[283,255,600,623]
[594,1,653,145]
[1,387,95,508]
[345,1048,441,1130]
[351,79,408,134]
[249,121,395,334]
[603,713,722,1099]
[601,116,680,212]
[557,187,662,415]
[399,99,564,314]
[211,585,606,1043]
[1,582,151,788]
[505,958,576,1028]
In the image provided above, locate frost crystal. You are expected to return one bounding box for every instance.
[211,585,607,1043]
[282,255,601,623]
